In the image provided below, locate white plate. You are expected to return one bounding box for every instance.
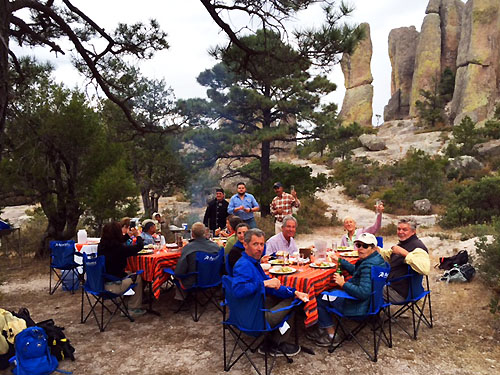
[341,251,359,257]
[166,243,178,248]
[137,249,154,255]
[269,266,297,275]
[269,259,286,265]
[310,262,336,269]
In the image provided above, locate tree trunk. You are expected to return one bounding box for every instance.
[141,188,152,218]
[260,95,272,217]
[0,0,9,158]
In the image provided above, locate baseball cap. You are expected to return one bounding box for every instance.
[273,182,283,189]
[354,233,378,246]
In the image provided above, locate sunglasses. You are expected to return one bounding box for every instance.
[355,242,371,249]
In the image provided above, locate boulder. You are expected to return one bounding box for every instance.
[426,0,441,14]
[447,155,484,173]
[409,13,442,117]
[358,134,386,151]
[440,0,464,73]
[339,84,373,127]
[413,199,432,214]
[474,139,500,157]
[451,0,499,125]
[357,184,372,195]
[341,23,373,89]
[387,26,419,120]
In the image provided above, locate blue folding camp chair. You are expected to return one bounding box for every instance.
[49,240,81,295]
[320,265,391,362]
[80,253,143,332]
[222,275,302,375]
[164,247,224,322]
[386,266,433,340]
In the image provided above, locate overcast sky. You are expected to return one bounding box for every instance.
[16,0,433,124]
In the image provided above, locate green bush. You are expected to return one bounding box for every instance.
[445,116,482,157]
[475,222,500,317]
[441,176,500,228]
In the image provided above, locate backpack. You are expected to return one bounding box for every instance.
[11,308,36,328]
[0,309,27,351]
[10,326,63,375]
[437,250,469,270]
[459,263,476,281]
[36,320,75,361]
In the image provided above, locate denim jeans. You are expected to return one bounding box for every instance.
[317,296,345,329]
[244,217,258,229]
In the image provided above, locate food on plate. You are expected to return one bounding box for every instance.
[269,259,285,265]
[310,262,335,268]
[144,244,155,249]
[270,266,296,274]
[341,250,359,257]
[137,249,153,254]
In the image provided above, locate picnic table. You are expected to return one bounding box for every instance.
[126,248,182,300]
[269,256,358,328]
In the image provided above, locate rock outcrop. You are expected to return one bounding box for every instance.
[409,13,442,117]
[384,27,419,121]
[358,134,386,151]
[339,23,373,127]
[440,0,465,73]
[450,0,500,125]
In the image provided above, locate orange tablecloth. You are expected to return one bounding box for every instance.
[126,249,181,299]
[270,257,358,328]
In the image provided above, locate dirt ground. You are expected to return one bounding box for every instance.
[1,229,500,375]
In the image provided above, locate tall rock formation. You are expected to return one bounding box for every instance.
[339,23,373,127]
[439,0,465,73]
[409,12,442,117]
[450,0,500,125]
[384,27,419,121]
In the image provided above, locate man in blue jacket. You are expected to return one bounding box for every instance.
[233,228,308,356]
[307,232,386,347]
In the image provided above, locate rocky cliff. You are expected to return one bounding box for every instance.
[339,23,373,127]
[385,0,500,125]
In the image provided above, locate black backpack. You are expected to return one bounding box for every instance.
[459,263,476,281]
[36,319,75,361]
[437,250,469,270]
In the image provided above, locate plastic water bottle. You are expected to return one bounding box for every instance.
[77,229,87,244]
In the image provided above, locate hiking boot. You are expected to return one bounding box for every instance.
[129,308,146,317]
[315,332,341,347]
[257,341,277,356]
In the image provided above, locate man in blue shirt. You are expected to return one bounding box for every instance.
[227,182,260,228]
[233,228,308,356]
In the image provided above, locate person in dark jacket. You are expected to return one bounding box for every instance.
[97,221,145,316]
[379,218,430,302]
[175,222,221,289]
[227,222,250,273]
[308,232,386,347]
[203,188,229,232]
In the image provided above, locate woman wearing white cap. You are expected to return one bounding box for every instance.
[306,233,386,346]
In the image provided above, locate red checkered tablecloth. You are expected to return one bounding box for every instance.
[126,250,181,299]
[270,257,358,328]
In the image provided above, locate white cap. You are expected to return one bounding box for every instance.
[355,233,378,246]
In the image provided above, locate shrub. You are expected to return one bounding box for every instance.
[295,197,339,233]
[445,116,482,157]
[475,222,500,318]
[441,176,500,228]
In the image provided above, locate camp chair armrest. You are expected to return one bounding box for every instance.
[261,298,302,314]
[321,289,359,300]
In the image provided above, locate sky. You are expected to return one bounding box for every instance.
[13,0,433,124]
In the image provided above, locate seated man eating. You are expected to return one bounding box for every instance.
[307,233,386,346]
[232,228,309,356]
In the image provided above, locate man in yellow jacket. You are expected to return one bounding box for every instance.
[379,218,430,303]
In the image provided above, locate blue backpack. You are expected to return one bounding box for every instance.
[10,326,71,375]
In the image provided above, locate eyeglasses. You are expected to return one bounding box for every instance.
[355,242,370,249]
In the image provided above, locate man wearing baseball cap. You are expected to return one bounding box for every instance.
[270,182,300,234]
[306,232,386,347]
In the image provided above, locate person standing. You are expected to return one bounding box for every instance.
[227,182,260,229]
[203,188,229,233]
[270,182,300,234]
